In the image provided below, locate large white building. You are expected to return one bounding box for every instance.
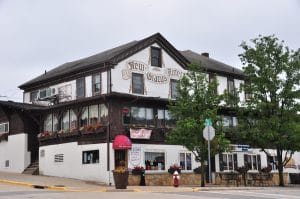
[0,33,299,185]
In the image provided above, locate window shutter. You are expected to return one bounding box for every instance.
[257,155,261,170]
[233,154,238,170]
[219,154,224,171]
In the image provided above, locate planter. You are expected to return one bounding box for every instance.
[113,171,129,189]
[57,131,79,138]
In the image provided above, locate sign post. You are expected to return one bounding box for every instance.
[203,119,215,184]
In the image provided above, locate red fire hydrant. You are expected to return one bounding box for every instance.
[173,171,180,187]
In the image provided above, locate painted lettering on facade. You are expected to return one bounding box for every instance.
[122,60,184,84]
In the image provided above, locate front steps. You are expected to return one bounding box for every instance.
[23,161,39,175]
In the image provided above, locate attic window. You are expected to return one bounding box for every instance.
[151,47,161,67]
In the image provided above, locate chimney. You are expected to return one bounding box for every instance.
[201,52,209,58]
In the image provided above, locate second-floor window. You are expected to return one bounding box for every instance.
[151,47,162,67]
[170,79,178,99]
[132,73,144,94]
[92,73,101,96]
[227,78,235,94]
[76,77,85,98]
[30,91,38,102]
[43,113,58,132]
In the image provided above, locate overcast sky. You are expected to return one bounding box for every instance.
[0,0,299,102]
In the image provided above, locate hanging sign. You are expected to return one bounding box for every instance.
[130,128,152,139]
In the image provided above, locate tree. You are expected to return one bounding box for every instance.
[238,35,300,186]
[167,63,230,187]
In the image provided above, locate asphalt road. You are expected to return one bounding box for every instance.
[1,183,300,199]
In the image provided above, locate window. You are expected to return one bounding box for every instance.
[180,153,192,170]
[79,107,88,127]
[208,73,218,94]
[44,114,52,132]
[227,78,235,94]
[53,115,59,132]
[145,152,165,170]
[39,88,52,99]
[219,153,237,171]
[70,110,77,130]
[122,107,131,125]
[146,108,154,126]
[61,110,70,130]
[244,154,261,170]
[54,154,64,163]
[82,150,99,164]
[30,91,38,102]
[0,122,9,133]
[151,47,161,67]
[131,107,146,125]
[132,73,144,94]
[157,109,165,128]
[99,104,108,124]
[222,116,233,127]
[92,73,101,96]
[89,105,99,126]
[170,79,178,99]
[267,155,278,170]
[165,110,175,127]
[76,77,85,98]
[5,160,9,167]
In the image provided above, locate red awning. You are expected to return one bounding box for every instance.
[113,135,132,150]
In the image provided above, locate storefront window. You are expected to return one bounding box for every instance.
[70,109,77,130]
[44,114,52,132]
[131,107,146,125]
[219,153,237,171]
[180,152,192,170]
[80,107,88,127]
[89,105,99,126]
[145,152,165,171]
[244,154,261,170]
[61,110,70,130]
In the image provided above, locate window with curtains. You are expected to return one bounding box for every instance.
[82,150,99,164]
[61,110,70,130]
[180,152,192,170]
[145,152,165,171]
[244,154,261,170]
[44,113,58,132]
[70,109,77,130]
[79,107,88,128]
[219,153,238,171]
[89,105,99,126]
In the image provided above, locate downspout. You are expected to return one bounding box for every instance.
[106,64,112,185]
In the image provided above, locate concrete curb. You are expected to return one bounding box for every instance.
[0,179,265,193]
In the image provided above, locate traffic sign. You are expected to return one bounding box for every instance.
[205,118,212,126]
[203,126,215,141]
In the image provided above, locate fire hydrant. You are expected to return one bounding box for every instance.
[173,171,180,187]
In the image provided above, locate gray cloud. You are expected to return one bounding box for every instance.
[0,0,299,101]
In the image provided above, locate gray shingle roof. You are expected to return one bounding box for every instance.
[0,100,45,111]
[19,40,139,89]
[180,50,243,77]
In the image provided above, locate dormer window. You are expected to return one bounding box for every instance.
[151,47,162,67]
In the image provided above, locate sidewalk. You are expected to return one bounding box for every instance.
[0,171,263,193]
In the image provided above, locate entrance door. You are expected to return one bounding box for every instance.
[114,150,128,169]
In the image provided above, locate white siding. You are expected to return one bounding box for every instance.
[0,134,31,173]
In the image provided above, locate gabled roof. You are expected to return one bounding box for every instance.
[180,50,244,78]
[19,33,189,90]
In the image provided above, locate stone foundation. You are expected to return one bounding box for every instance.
[128,172,201,186]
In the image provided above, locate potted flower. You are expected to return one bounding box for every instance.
[131,166,145,175]
[168,164,181,174]
[113,161,129,189]
[260,165,272,173]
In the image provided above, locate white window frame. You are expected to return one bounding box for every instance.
[144,151,166,171]
[179,152,192,171]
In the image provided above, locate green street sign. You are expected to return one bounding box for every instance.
[205,118,212,126]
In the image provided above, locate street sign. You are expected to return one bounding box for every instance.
[203,126,215,141]
[205,118,212,126]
